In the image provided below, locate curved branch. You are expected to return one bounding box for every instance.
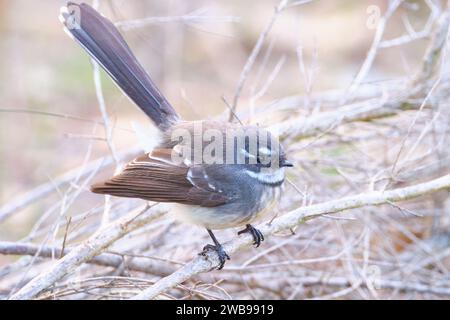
[133,174,450,299]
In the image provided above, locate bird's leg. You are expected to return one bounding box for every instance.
[200,229,230,270]
[238,224,265,247]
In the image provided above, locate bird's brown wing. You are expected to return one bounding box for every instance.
[91,148,230,207]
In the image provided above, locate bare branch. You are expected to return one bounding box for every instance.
[0,147,141,224]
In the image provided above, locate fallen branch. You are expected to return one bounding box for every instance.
[132,173,450,299]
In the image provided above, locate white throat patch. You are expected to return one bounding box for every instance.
[244,167,285,185]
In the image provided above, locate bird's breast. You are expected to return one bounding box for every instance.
[248,184,282,224]
[170,184,282,230]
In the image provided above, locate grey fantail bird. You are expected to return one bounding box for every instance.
[60,2,293,269]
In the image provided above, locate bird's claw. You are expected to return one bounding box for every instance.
[238,224,265,248]
[199,244,230,270]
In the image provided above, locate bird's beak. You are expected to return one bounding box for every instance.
[281,158,294,167]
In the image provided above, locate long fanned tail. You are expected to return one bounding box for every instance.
[59,2,179,130]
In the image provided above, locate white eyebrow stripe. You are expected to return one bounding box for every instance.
[258,147,272,155]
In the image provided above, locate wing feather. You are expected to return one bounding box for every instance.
[91,149,230,207]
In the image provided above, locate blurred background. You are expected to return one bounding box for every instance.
[1,0,449,299]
